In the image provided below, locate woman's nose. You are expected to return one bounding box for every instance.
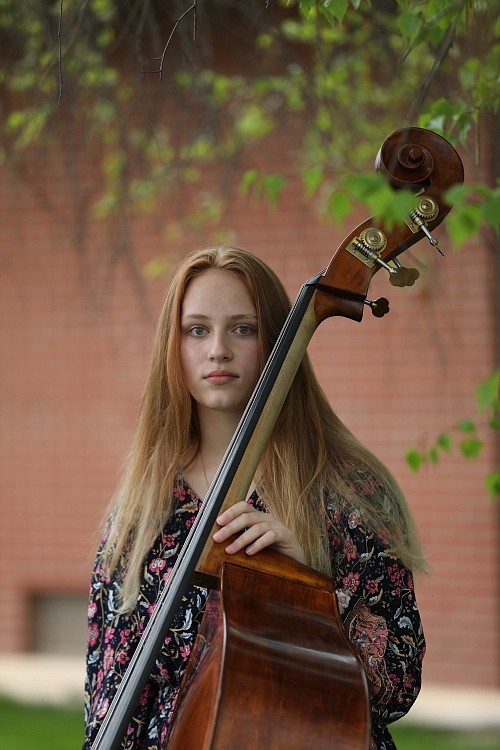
[208,332,232,361]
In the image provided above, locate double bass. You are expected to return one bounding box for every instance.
[91,127,464,750]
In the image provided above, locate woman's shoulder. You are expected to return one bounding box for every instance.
[324,464,397,547]
[326,463,395,512]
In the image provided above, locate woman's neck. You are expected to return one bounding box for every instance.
[198,406,242,466]
[184,407,244,499]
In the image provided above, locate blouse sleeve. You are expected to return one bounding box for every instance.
[83,532,111,733]
[83,505,209,750]
[326,482,425,731]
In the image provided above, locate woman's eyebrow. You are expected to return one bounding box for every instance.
[181,313,257,321]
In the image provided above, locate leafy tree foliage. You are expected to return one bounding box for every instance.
[0,0,498,234]
[0,0,498,491]
[406,370,500,498]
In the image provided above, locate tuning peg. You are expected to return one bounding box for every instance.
[407,197,444,256]
[364,297,390,317]
[346,228,420,287]
[419,224,444,256]
[373,256,420,287]
[388,265,420,287]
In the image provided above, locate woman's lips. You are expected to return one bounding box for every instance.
[204,371,238,384]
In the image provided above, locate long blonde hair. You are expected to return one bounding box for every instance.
[102,246,426,610]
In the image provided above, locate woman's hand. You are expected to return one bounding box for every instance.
[213,501,306,564]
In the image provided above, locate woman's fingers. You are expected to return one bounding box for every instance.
[213,501,305,563]
[215,520,275,552]
[214,502,263,541]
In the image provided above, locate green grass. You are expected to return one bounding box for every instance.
[0,695,499,750]
[391,723,500,750]
[0,696,84,750]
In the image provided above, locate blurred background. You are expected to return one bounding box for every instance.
[0,1,499,748]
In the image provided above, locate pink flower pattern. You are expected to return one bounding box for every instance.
[83,474,424,750]
[329,474,425,748]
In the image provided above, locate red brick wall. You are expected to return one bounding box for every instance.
[0,126,498,690]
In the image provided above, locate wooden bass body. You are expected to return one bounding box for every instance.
[168,546,370,749]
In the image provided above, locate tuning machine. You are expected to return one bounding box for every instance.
[387,258,420,287]
[406,197,443,255]
[364,297,390,318]
[346,227,420,287]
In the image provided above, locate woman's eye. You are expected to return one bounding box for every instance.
[234,324,255,335]
[188,325,207,337]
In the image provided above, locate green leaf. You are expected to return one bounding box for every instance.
[263,174,286,206]
[5,110,26,132]
[344,172,384,202]
[397,11,423,40]
[303,165,324,198]
[480,190,500,231]
[328,189,352,225]
[343,172,415,228]
[457,419,476,434]
[240,169,258,196]
[476,370,500,411]
[459,437,483,459]
[298,0,316,18]
[446,204,482,248]
[143,256,170,279]
[489,416,500,431]
[485,471,500,500]
[92,192,119,219]
[235,104,274,140]
[444,183,468,209]
[406,447,425,472]
[320,0,349,25]
[180,135,215,161]
[91,0,116,23]
[436,433,453,452]
[428,446,439,465]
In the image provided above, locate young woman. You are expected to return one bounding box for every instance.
[83,246,426,750]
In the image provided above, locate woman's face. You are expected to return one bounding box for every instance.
[180,269,261,421]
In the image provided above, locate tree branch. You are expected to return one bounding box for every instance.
[406,20,458,124]
[57,0,64,105]
[147,0,199,80]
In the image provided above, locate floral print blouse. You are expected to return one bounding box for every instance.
[83,476,425,750]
